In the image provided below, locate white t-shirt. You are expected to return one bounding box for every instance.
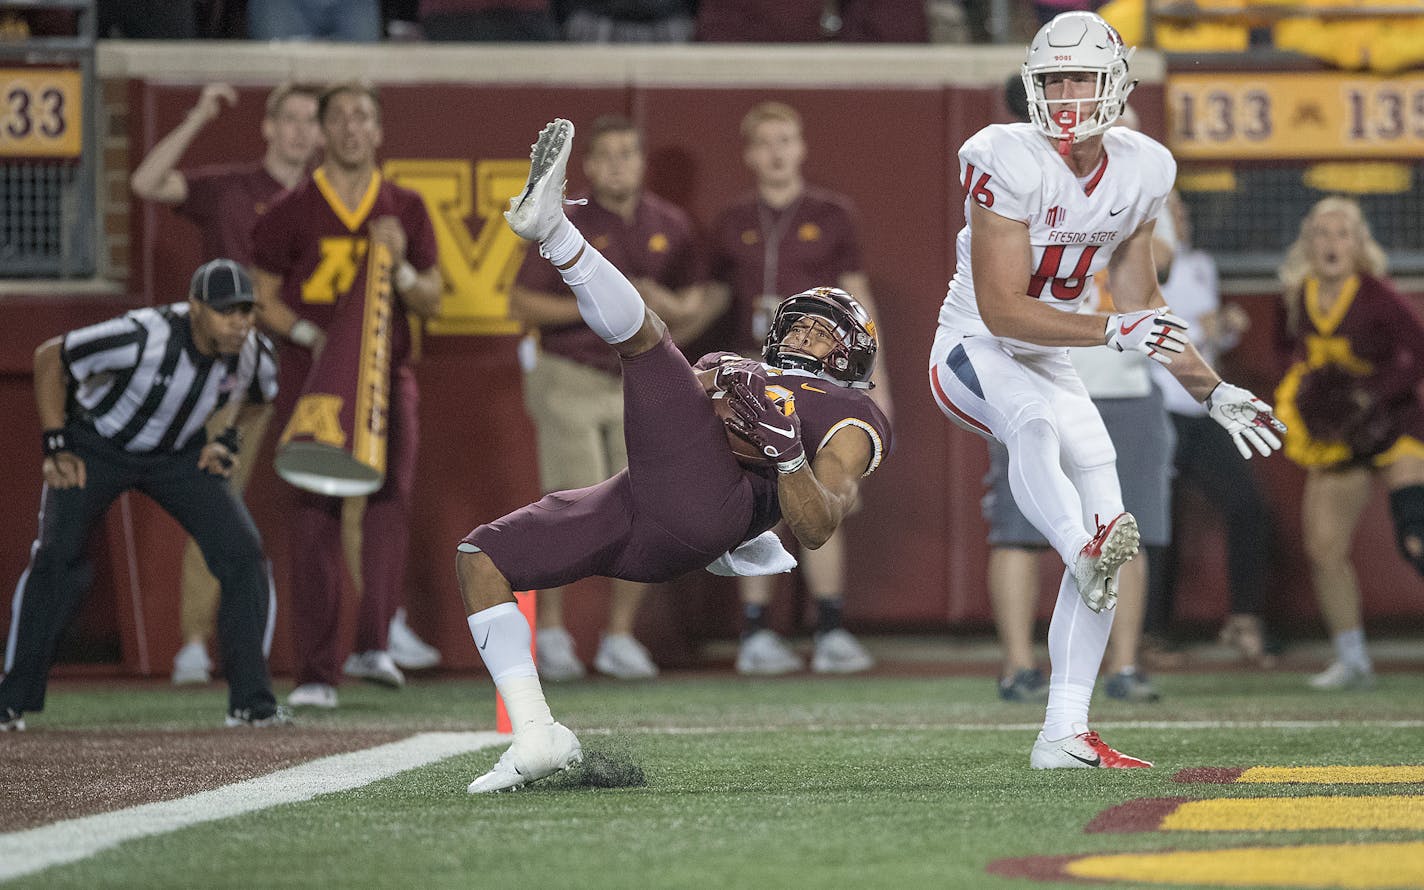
[937,122,1177,356]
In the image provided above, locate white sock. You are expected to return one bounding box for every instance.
[538,216,583,265]
[556,242,646,345]
[1332,627,1371,671]
[467,603,552,730]
[1004,418,1091,565]
[1043,568,1114,740]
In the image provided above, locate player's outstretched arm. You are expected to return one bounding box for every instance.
[779,427,871,550]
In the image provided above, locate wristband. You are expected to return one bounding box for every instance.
[42,428,70,457]
[775,454,807,475]
[214,425,241,455]
[394,262,418,294]
[289,319,320,348]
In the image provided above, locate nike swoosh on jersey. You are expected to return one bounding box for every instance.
[1118,315,1151,336]
[758,420,796,438]
[800,383,828,393]
[1108,206,1128,216]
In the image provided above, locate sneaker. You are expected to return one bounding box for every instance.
[388,608,441,671]
[536,627,587,682]
[811,628,874,674]
[593,634,658,680]
[1030,726,1152,769]
[504,119,574,242]
[1104,667,1161,702]
[1071,512,1140,612]
[0,707,24,732]
[1308,660,1376,691]
[343,650,406,688]
[225,705,294,728]
[998,667,1050,702]
[736,629,803,675]
[468,721,583,793]
[287,683,339,709]
[171,640,213,686]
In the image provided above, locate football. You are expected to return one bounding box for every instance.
[711,392,774,466]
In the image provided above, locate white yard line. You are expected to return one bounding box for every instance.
[0,731,506,883]
[582,719,1424,735]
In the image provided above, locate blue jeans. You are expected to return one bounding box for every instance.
[248,0,381,41]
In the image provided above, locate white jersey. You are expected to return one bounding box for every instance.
[937,122,1177,354]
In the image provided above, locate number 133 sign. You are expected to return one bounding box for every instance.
[1168,71,1424,160]
[0,68,82,159]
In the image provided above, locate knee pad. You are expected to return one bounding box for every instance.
[1002,406,1056,448]
[1388,485,1424,576]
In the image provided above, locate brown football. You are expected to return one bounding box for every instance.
[711,393,774,466]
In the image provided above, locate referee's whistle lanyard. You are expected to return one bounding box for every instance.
[753,196,804,344]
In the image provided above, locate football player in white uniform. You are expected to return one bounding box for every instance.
[928,11,1286,769]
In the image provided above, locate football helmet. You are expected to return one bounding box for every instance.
[763,286,877,388]
[1021,11,1136,145]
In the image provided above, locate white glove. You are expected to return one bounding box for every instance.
[1105,308,1189,365]
[1205,381,1287,459]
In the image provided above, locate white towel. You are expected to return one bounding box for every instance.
[706,530,798,577]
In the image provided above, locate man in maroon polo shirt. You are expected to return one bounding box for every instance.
[252,82,443,710]
[510,114,719,682]
[708,100,892,677]
[130,81,321,687]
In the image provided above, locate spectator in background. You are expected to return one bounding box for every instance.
[708,101,891,676]
[1273,196,1424,691]
[1146,191,1276,668]
[419,0,558,40]
[130,82,322,686]
[252,82,444,709]
[696,0,927,42]
[248,0,382,40]
[510,114,719,681]
[561,0,695,42]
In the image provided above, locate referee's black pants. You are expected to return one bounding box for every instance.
[0,426,277,717]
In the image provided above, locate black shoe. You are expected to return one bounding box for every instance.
[225,705,294,728]
[0,707,25,732]
[1104,668,1161,702]
[998,667,1049,702]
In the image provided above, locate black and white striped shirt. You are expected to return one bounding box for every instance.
[61,303,278,453]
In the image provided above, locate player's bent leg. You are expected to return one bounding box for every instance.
[458,546,583,793]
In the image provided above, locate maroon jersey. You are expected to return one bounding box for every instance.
[1275,272,1424,467]
[252,168,438,368]
[516,190,701,375]
[708,186,863,352]
[175,162,288,264]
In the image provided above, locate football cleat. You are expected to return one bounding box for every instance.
[593,634,659,680]
[1307,660,1376,691]
[1071,512,1140,612]
[388,608,442,671]
[1104,667,1161,702]
[0,707,25,732]
[468,721,583,794]
[811,628,874,674]
[287,683,339,709]
[1030,727,1152,769]
[343,650,405,689]
[736,629,803,675]
[225,705,294,728]
[536,627,587,682]
[504,119,575,243]
[998,667,1050,702]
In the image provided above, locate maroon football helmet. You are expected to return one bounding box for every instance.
[763,286,878,388]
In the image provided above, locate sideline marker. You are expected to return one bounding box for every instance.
[495,590,537,734]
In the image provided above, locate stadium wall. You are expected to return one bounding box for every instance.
[0,43,1415,678]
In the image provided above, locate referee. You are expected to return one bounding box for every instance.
[0,259,286,730]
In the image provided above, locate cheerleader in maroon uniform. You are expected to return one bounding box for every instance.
[1274,196,1424,690]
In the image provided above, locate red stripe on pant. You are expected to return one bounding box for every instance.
[929,365,993,437]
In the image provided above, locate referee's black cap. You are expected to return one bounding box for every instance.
[189,259,256,310]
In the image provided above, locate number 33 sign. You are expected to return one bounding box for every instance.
[0,68,82,158]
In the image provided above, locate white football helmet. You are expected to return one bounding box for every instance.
[1021,11,1136,145]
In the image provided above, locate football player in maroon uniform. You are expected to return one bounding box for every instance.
[459,119,891,793]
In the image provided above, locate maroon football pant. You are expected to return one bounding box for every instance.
[465,334,772,590]
[284,366,419,687]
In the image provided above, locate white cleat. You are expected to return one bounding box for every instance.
[468,721,583,794]
[811,628,874,674]
[1308,660,1376,691]
[536,627,587,682]
[594,634,659,680]
[388,608,441,671]
[171,640,213,686]
[343,650,406,688]
[287,683,339,709]
[1030,725,1152,769]
[504,119,575,243]
[1071,512,1140,613]
[736,629,803,675]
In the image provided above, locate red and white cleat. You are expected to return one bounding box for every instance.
[1030,727,1152,769]
[1071,512,1140,613]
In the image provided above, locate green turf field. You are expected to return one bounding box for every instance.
[10,670,1424,889]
